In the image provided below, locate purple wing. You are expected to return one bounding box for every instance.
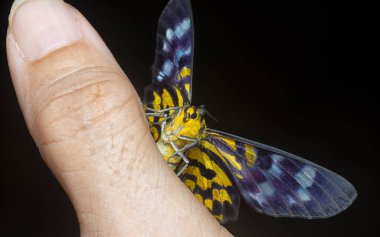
[206,129,357,219]
[144,0,194,106]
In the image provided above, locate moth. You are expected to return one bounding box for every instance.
[143,0,357,223]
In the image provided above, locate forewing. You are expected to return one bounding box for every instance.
[144,0,194,140]
[205,129,357,219]
[144,0,194,107]
[180,147,240,223]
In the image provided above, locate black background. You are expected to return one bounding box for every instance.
[0,0,378,236]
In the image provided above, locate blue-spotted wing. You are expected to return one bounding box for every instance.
[143,0,194,141]
[204,129,357,219]
[143,0,193,108]
[143,0,357,223]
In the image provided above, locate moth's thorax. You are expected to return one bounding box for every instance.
[157,106,206,170]
[162,106,206,142]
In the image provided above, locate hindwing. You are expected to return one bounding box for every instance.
[205,129,357,219]
[179,147,240,223]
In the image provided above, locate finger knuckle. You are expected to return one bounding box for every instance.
[32,65,138,144]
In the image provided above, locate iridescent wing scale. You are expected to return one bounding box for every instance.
[205,129,357,219]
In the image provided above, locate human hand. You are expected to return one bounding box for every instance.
[6,0,232,236]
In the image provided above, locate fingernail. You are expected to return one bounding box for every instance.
[9,0,82,60]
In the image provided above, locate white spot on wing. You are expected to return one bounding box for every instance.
[295,166,316,188]
[287,195,296,204]
[258,182,274,196]
[184,46,191,55]
[268,162,282,177]
[156,74,163,81]
[166,29,174,41]
[297,188,311,202]
[271,154,284,162]
[175,18,190,39]
[251,193,266,205]
[163,60,174,76]
[163,41,169,52]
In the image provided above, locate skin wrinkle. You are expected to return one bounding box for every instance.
[106,131,156,190]
[34,76,129,132]
[35,64,120,99]
[106,128,143,182]
[37,139,91,175]
[37,99,140,176]
[34,81,137,163]
[41,118,150,180]
[26,44,116,96]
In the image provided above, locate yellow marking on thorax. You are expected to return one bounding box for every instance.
[187,107,195,114]
[168,109,203,139]
[157,107,207,171]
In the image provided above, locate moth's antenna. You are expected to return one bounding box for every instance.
[199,105,218,122]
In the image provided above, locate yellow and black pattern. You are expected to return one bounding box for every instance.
[148,0,193,101]
[143,0,357,224]
[180,146,240,223]
[144,83,190,141]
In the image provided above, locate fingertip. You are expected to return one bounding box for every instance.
[9,0,82,60]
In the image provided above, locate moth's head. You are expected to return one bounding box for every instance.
[182,106,205,123]
[169,106,206,138]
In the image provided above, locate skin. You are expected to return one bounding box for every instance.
[6,0,233,236]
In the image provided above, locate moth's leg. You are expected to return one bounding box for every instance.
[176,162,189,177]
[152,114,172,125]
[161,114,168,136]
[169,137,197,176]
[169,141,189,176]
[145,107,181,125]
[145,107,180,117]
[175,137,197,153]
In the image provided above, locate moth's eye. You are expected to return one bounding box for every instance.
[190,112,197,119]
